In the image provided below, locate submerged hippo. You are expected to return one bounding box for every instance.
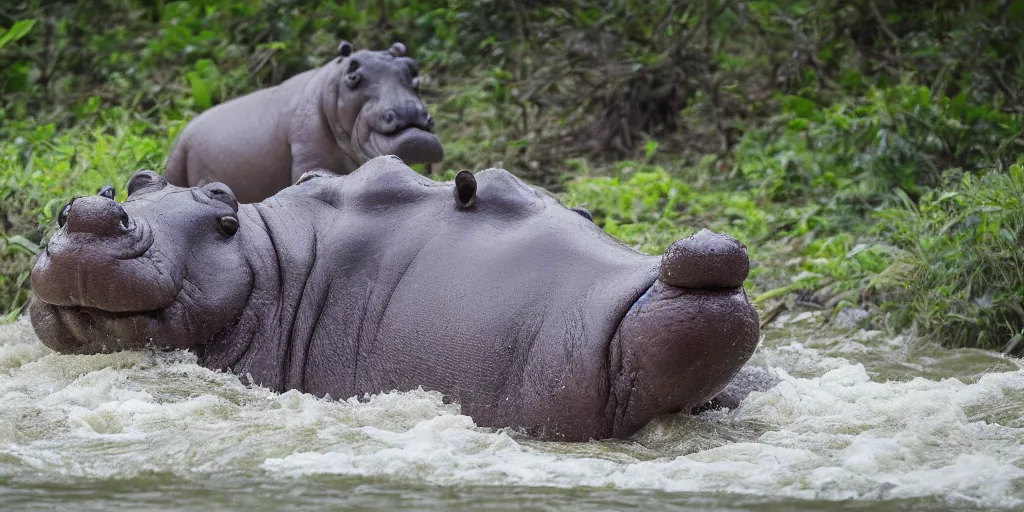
[29,156,760,441]
[164,41,443,204]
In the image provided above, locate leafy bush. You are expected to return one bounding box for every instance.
[0,109,176,319]
[562,165,695,253]
[735,85,1022,210]
[875,161,1024,353]
[0,1,450,122]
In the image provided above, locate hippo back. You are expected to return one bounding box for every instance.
[237,158,660,438]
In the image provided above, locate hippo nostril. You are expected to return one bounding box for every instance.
[383,111,396,125]
[118,207,130,229]
[97,185,115,200]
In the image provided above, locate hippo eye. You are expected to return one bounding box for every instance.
[202,183,239,212]
[218,215,239,237]
[57,200,73,228]
[400,57,420,76]
[345,73,361,89]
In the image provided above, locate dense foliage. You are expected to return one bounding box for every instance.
[1,1,1023,351]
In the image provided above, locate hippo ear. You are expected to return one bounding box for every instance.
[296,168,337,185]
[126,170,167,197]
[388,42,407,57]
[337,40,353,57]
[570,206,594,222]
[454,171,476,209]
[201,183,239,213]
[96,185,116,200]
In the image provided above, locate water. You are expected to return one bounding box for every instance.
[2,312,1023,511]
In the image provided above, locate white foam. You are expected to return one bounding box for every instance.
[2,317,1023,508]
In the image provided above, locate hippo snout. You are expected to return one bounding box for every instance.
[376,102,434,135]
[59,195,131,237]
[660,228,749,289]
[610,228,759,438]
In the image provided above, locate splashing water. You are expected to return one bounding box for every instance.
[2,312,1023,511]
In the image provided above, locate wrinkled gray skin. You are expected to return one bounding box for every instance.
[164,41,443,204]
[30,156,761,441]
[690,365,780,414]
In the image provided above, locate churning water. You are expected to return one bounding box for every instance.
[2,312,1023,511]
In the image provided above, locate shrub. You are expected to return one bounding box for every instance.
[735,85,1022,211]
[875,161,1024,353]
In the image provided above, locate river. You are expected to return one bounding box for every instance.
[2,311,1023,511]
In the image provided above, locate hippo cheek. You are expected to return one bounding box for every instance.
[367,128,444,164]
[31,239,181,313]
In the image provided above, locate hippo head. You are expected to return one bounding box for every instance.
[325,41,444,167]
[29,171,253,354]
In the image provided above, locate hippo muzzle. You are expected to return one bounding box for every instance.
[354,97,443,165]
[31,193,179,313]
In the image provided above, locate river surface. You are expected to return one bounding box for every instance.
[2,311,1023,511]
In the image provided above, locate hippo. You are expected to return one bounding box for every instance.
[164,41,443,204]
[29,156,760,441]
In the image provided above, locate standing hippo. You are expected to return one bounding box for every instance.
[164,41,443,204]
[29,156,760,441]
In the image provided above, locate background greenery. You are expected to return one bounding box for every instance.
[1,1,1022,351]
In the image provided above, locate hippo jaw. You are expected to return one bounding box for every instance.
[364,127,444,165]
[29,172,254,355]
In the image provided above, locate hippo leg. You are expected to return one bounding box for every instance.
[608,229,760,438]
[690,365,781,414]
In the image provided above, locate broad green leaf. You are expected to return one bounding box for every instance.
[186,71,212,110]
[0,19,37,49]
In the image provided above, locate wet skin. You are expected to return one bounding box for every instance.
[164,41,444,204]
[30,156,760,441]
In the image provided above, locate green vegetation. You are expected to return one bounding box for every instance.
[876,164,1024,353]
[2,1,1023,350]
